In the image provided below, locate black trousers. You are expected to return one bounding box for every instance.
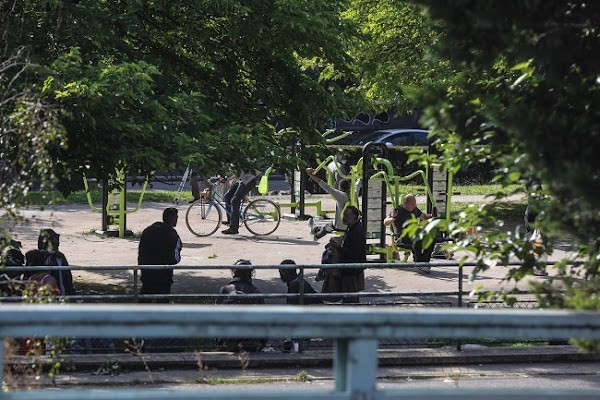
[139,284,171,303]
[399,238,434,263]
[223,180,252,231]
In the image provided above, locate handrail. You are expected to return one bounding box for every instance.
[1,306,600,399]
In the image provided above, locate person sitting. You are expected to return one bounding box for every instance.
[37,229,75,295]
[216,260,265,351]
[278,260,322,305]
[306,168,350,240]
[383,194,435,273]
[216,259,264,305]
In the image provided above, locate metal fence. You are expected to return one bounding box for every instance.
[1,261,554,305]
[1,305,600,399]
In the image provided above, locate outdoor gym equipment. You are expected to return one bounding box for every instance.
[186,176,281,237]
[83,168,148,238]
[360,141,454,263]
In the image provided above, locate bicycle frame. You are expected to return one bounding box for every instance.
[205,184,266,224]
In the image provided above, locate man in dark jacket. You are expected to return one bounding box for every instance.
[38,229,75,295]
[279,260,322,305]
[138,208,182,302]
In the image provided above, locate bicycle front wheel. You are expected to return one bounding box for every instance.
[243,199,281,236]
[186,197,222,237]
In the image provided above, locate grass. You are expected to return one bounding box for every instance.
[24,184,521,206]
[25,190,191,206]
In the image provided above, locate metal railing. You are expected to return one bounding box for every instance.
[1,305,600,399]
[1,261,559,305]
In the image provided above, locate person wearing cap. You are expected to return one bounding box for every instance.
[216,259,264,304]
[138,207,183,302]
[37,229,75,295]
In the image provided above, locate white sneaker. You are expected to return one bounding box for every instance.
[416,265,431,274]
[308,217,314,233]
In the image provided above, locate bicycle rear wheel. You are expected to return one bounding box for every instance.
[243,199,281,236]
[186,197,222,237]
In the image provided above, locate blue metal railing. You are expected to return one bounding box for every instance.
[1,305,600,399]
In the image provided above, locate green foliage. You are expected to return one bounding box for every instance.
[2,0,358,196]
[395,0,600,316]
[345,0,450,112]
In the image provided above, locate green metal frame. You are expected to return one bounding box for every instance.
[82,169,149,238]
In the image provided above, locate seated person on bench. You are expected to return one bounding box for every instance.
[383,194,435,273]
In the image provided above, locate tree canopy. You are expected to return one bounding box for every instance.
[2,0,358,195]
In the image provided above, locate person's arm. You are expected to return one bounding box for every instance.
[384,209,398,227]
[416,207,433,220]
[306,168,321,184]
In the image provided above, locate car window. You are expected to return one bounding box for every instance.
[388,133,413,146]
[413,132,429,146]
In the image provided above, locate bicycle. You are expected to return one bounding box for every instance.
[185,178,281,237]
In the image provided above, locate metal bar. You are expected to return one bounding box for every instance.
[457,264,463,351]
[2,260,580,272]
[0,289,536,303]
[133,268,139,303]
[333,338,379,397]
[2,305,600,341]
[0,334,4,388]
[0,290,477,303]
[2,389,600,400]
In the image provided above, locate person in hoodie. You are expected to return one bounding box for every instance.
[37,229,75,295]
[138,207,182,302]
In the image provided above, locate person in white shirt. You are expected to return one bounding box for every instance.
[306,168,351,240]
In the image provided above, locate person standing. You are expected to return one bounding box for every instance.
[325,206,366,303]
[306,168,350,240]
[138,207,182,302]
[37,229,75,295]
[222,170,262,235]
[383,194,435,273]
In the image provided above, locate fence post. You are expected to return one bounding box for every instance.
[0,336,4,389]
[133,268,139,303]
[457,264,463,351]
[335,338,378,399]
[298,267,305,353]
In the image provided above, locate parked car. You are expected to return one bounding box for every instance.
[341,129,430,147]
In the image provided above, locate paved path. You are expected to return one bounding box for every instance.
[28,362,600,392]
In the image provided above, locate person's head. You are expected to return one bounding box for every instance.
[25,249,46,266]
[38,229,60,251]
[163,207,178,227]
[402,194,417,212]
[343,206,360,226]
[232,259,254,282]
[338,179,350,193]
[278,260,298,283]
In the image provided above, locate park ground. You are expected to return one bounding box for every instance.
[3,190,591,393]
[2,192,575,301]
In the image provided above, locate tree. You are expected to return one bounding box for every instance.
[400,0,600,317]
[345,0,450,113]
[2,0,358,194]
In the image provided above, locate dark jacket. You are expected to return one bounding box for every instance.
[138,222,182,287]
[339,222,366,275]
[217,277,264,304]
[40,250,75,295]
[286,276,322,305]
